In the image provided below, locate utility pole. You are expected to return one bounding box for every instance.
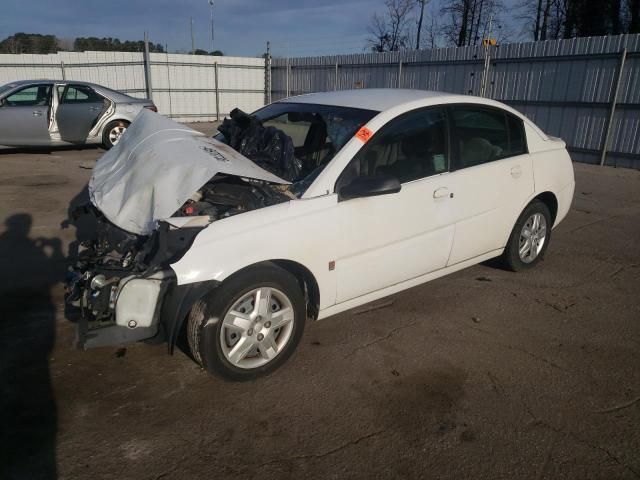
[265,41,272,105]
[479,15,493,97]
[190,17,195,54]
[209,0,215,53]
[143,31,153,101]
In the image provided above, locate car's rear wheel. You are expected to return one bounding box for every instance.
[186,263,306,381]
[503,200,552,272]
[102,120,130,149]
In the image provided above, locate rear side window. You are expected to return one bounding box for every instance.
[452,106,527,169]
[60,85,103,104]
[507,114,526,155]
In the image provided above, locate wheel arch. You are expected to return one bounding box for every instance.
[532,191,558,226]
[102,118,131,130]
[223,259,321,321]
[101,118,132,148]
[166,259,321,353]
[101,118,131,135]
[270,259,321,321]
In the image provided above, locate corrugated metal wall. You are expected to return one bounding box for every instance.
[0,51,266,122]
[272,34,640,169]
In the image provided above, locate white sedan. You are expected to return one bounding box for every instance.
[68,89,575,380]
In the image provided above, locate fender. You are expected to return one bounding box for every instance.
[170,195,339,310]
[160,278,219,353]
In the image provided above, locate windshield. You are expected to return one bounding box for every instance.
[216,102,377,196]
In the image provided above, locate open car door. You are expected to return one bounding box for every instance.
[0,83,52,146]
[56,84,106,143]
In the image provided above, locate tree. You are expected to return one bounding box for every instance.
[194,49,224,56]
[0,33,58,54]
[73,37,165,53]
[519,0,633,40]
[441,0,504,47]
[518,0,554,40]
[628,0,640,32]
[366,0,415,52]
[415,0,428,49]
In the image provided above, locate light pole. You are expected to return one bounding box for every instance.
[208,0,215,53]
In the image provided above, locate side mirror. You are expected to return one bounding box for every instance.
[339,175,401,201]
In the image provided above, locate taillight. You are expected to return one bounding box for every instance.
[144,105,158,112]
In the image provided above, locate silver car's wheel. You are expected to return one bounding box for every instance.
[518,212,547,263]
[102,120,130,149]
[108,125,127,146]
[503,199,552,272]
[187,263,306,380]
[219,287,295,369]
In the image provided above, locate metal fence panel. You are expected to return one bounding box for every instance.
[0,51,266,123]
[272,34,640,169]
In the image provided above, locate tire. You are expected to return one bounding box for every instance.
[186,263,306,381]
[102,120,130,149]
[502,200,552,272]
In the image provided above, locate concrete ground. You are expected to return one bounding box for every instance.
[0,125,639,480]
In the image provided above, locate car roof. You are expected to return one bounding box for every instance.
[279,88,470,112]
[3,79,96,87]
[0,79,146,102]
[279,88,547,140]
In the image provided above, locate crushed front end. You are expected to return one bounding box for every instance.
[66,176,291,350]
[65,205,198,348]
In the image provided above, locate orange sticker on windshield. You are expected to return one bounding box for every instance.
[355,126,373,143]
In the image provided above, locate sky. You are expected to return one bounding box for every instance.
[1,0,375,57]
[0,0,525,58]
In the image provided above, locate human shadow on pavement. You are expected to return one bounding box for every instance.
[62,185,96,263]
[0,214,65,480]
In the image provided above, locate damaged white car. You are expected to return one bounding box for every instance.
[67,89,575,380]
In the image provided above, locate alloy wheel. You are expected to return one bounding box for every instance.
[518,212,547,263]
[219,287,295,369]
[108,125,127,145]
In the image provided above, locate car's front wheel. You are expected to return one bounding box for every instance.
[503,199,552,271]
[102,120,130,149]
[187,263,306,381]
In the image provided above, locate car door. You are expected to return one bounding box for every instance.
[445,104,534,265]
[0,84,52,146]
[56,84,106,143]
[332,107,456,304]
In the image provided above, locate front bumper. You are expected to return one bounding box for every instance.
[69,270,173,349]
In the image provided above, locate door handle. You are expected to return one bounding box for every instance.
[89,106,101,111]
[433,187,452,199]
[32,110,43,117]
[511,166,523,178]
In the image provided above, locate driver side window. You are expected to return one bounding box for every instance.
[337,107,448,190]
[4,84,52,107]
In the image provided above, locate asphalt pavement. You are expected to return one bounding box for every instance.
[0,127,638,479]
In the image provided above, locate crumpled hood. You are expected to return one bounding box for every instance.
[89,110,289,235]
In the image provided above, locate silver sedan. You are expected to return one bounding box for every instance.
[0,80,156,149]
